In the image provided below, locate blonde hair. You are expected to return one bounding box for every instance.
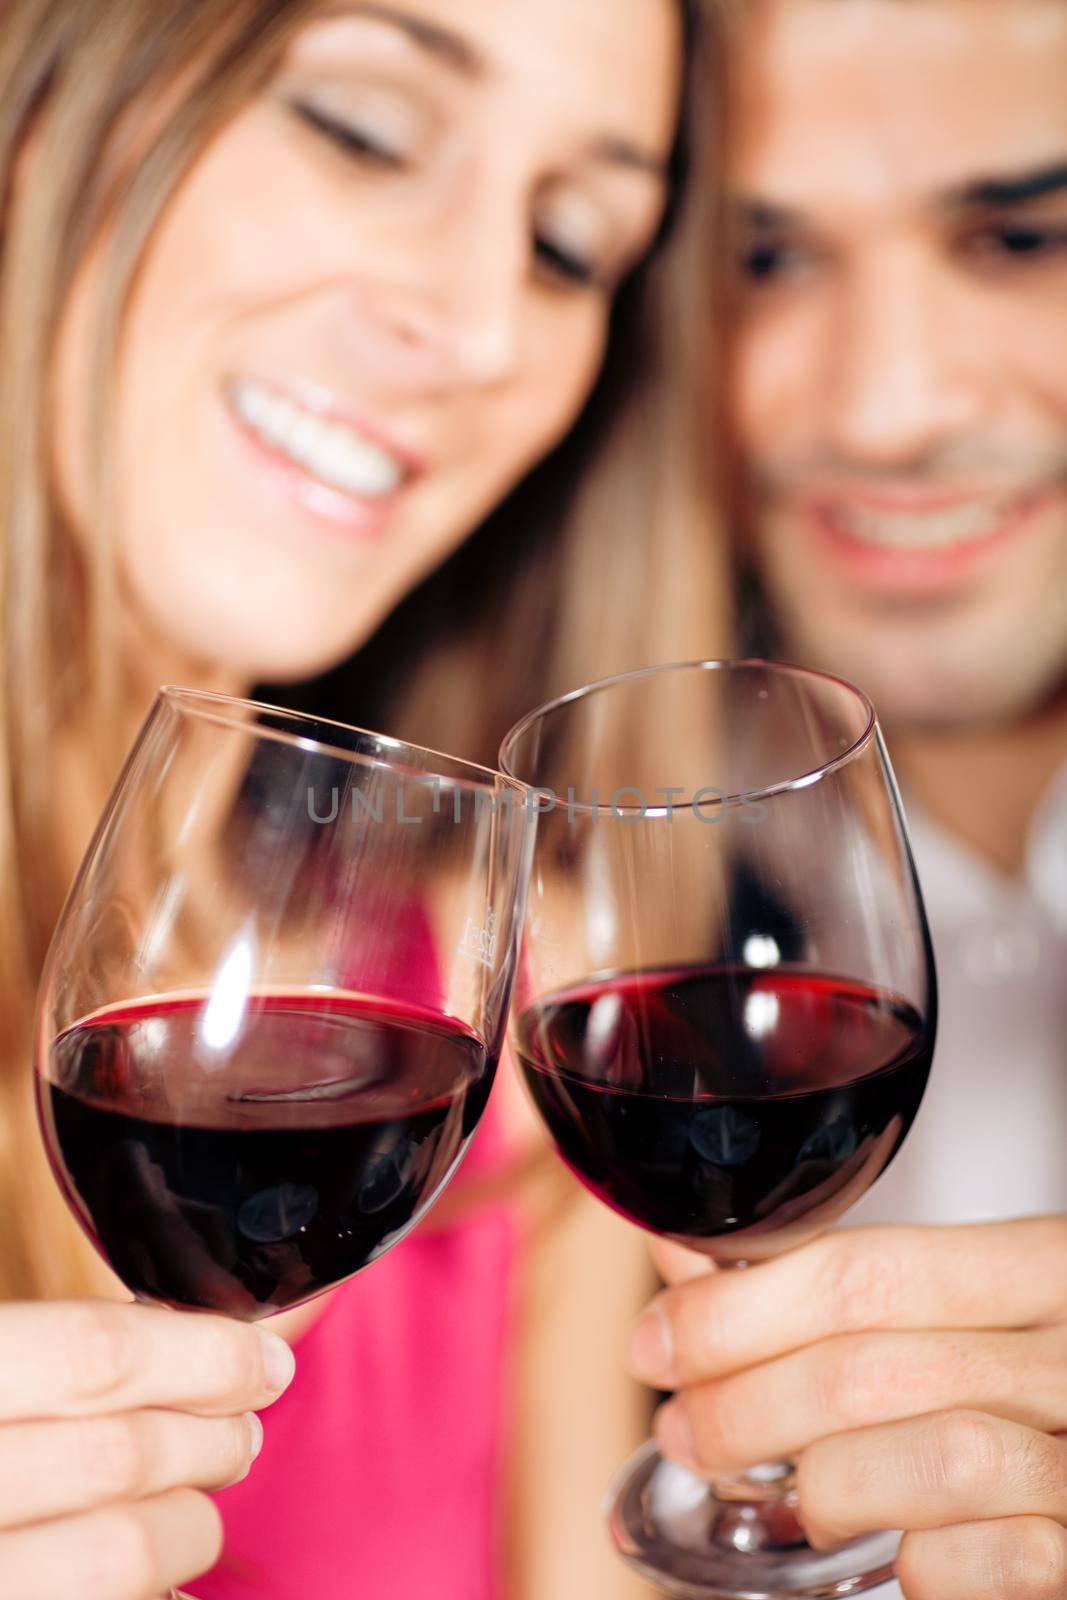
[0,0,732,1299]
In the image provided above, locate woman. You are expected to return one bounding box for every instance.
[0,0,728,1596]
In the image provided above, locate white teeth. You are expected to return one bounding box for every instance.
[228,378,406,500]
[829,498,1015,551]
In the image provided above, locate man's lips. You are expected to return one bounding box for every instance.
[785,484,1059,594]
[814,490,1036,550]
[819,486,1013,512]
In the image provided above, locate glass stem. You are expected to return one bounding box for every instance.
[704,1459,807,1553]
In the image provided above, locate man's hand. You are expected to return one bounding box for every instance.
[628,1219,1067,1600]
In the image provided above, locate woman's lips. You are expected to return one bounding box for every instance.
[223,375,423,535]
[796,486,1055,595]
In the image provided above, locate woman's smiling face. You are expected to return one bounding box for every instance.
[53,0,682,686]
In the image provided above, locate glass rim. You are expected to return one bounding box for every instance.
[159,685,527,796]
[497,657,879,816]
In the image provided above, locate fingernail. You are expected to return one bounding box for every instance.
[246,1412,264,1460]
[259,1332,296,1394]
[629,1304,674,1382]
[657,1401,699,1471]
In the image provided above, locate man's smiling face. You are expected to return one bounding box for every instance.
[730,0,1067,729]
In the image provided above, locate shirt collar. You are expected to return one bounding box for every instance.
[1025,757,1067,933]
[901,756,1067,934]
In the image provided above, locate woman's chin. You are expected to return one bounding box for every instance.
[229,631,373,688]
[130,599,371,693]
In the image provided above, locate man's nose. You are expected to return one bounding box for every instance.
[824,244,986,469]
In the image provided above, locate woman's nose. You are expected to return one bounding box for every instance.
[347,209,528,394]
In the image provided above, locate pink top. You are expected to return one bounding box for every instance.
[192,897,521,1600]
[193,1102,517,1600]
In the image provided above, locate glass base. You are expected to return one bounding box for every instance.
[606,1442,900,1599]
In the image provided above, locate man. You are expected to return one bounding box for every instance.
[628,5,1067,1597]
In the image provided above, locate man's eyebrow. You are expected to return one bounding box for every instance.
[945,158,1067,211]
[733,199,806,231]
[319,2,484,76]
[732,165,1067,229]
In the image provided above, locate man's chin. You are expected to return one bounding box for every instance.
[770,629,1066,735]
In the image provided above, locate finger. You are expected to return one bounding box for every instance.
[628,1218,1067,1389]
[894,1518,1067,1600]
[795,1410,1067,1550]
[654,1327,1067,1473]
[0,1487,223,1600]
[0,1302,295,1423]
[0,1409,263,1530]
[648,1237,716,1286]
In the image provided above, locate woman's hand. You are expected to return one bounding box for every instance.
[628,1219,1067,1600]
[0,1299,295,1599]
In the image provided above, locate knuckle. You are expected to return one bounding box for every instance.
[796,1435,881,1540]
[814,1234,904,1333]
[179,1486,225,1566]
[916,1410,1008,1499]
[79,1414,151,1501]
[794,1439,842,1533]
[671,1284,729,1377]
[895,1530,938,1600]
[1017,1431,1067,1503]
[684,1384,748,1469]
[220,1415,253,1481]
[992,1517,1067,1600]
[80,1506,158,1600]
[811,1339,880,1429]
[1033,1327,1067,1407]
[63,1305,135,1403]
[1040,1218,1067,1308]
[201,1322,257,1400]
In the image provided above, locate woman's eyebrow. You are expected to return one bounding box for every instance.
[318,1,485,77]
[310,6,667,182]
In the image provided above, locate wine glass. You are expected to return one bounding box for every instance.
[35,687,534,1600]
[500,659,937,1600]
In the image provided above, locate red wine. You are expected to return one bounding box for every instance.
[39,993,492,1318]
[515,966,931,1262]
